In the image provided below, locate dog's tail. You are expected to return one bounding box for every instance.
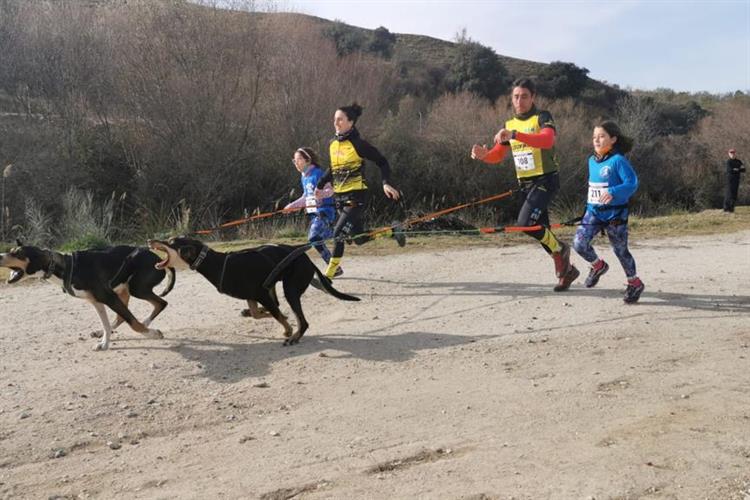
[262,243,313,289]
[312,265,360,301]
[158,267,176,297]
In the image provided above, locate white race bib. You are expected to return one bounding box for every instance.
[513,151,536,171]
[305,195,317,214]
[588,182,608,204]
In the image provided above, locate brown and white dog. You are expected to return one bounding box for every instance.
[0,242,175,350]
[148,236,359,345]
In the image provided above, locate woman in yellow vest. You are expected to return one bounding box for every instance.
[471,78,579,291]
[315,102,406,278]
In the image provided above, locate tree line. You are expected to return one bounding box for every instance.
[0,0,747,248]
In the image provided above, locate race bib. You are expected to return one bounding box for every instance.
[513,151,536,171]
[588,182,608,204]
[305,195,318,213]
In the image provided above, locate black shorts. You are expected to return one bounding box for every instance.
[516,172,560,227]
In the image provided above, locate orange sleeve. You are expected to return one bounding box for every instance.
[514,127,555,149]
[483,143,509,164]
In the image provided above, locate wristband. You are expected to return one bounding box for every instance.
[511,130,517,140]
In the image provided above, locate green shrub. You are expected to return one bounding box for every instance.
[447,36,509,102]
[59,233,111,252]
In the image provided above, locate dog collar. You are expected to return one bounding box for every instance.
[43,251,56,280]
[191,245,209,270]
[62,253,76,296]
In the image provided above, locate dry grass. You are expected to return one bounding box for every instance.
[212,205,750,255]
[0,207,747,283]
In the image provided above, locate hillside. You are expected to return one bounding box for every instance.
[0,1,747,248]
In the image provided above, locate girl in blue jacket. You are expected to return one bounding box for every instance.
[572,120,644,303]
[284,147,341,276]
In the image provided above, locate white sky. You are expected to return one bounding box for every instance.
[284,0,750,94]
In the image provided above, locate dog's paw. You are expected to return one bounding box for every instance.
[145,329,163,339]
[89,330,104,339]
[93,342,109,351]
[240,309,252,317]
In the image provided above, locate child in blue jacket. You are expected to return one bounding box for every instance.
[284,147,342,276]
[572,120,644,303]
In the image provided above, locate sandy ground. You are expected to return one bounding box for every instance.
[0,230,749,500]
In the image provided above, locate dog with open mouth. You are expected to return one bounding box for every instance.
[148,236,360,346]
[0,241,175,350]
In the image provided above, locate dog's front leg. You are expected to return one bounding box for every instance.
[92,302,113,351]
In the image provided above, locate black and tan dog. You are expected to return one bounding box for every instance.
[0,242,175,350]
[148,236,359,346]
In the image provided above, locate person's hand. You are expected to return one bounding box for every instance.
[599,191,613,204]
[494,128,514,143]
[383,183,401,201]
[471,144,489,160]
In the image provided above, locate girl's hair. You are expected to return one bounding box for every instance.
[595,120,634,154]
[338,102,363,123]
[295,147,319,165]
[512,77,536,95]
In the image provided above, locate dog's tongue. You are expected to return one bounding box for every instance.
[7,269,24,284]
[155,257,169,270]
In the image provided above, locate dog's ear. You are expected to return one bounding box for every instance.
[177,245,196,263]
[16,238,23,247]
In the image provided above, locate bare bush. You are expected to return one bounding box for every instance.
[60,188,115,246]
[22,198,54,247]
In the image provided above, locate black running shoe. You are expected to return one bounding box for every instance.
[623,279,645,304]
[392,223,407,247]
[585,260,609,288]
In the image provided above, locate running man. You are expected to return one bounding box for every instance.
[471,78,579,291]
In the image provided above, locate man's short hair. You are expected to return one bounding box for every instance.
[512,78,536,95]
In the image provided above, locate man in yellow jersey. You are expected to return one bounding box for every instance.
[471,78,579,291]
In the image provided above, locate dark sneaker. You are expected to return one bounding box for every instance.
[392,223,407,247]
[334,267,344,278]
[585,260,609,288]
[554,264,580,292]
[552,242,571,278]
[623,279,645,304]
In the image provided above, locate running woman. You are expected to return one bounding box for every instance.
[316,102,406,279]
[284,147,342,276]
[572,120,645,304]
[471,78,579,291]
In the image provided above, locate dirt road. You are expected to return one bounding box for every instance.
[1,230,749,499]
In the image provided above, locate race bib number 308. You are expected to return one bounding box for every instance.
[513,151,536,171]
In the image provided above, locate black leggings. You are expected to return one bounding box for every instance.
[332,190,372,259]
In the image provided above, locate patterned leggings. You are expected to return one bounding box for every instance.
[572,210,637,278]
[308,214,334,264]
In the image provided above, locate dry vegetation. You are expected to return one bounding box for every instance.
[0,0,748,249]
